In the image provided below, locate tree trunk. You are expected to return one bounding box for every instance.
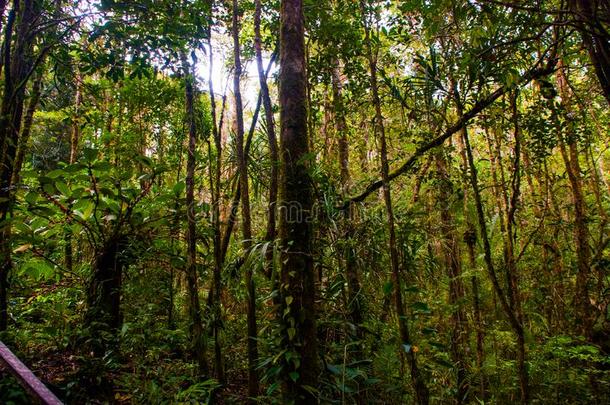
[332,58,365,397]
[570,0,610,105]
[85,237,124,355]
[254,0,279,256]
[12,70,42,185]
[207,23,225,383]
[359,1,429,403]
[332,59,350,191]
[278,0,319,401]
[231,0,259,399]
[453,89,487,400]
[435,150,469,404]
[505,93,528,404]
[556,63,594,336]
[463,129,529,404]
[0,0,37,331]
[183,55,209,377]
[63,70,83,275]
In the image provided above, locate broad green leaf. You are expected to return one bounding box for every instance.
[25,192,38,204]
[93,161,112,172]
[83,147,98,163]
[46,169,65,179]
[55,181,70,196]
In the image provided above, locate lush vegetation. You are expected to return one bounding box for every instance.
[0,0,609,403]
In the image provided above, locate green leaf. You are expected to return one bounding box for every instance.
[411,301,430,313]
[43,183,55,196]
[55,181,70,196]
[25,192,38,204]
[289,371,299,382]
[46,169,65,179]
[326,364,341,375]
[65,163,86,173]
[287,327,296,341]
[83,147,98,163]
[405,285,420,293]
[38,176,53,185]
[93,161,112,172]
[383,281,393,295]
[75,201,95,220]
[172,181,186,195]
[24,260,54,281]
[135,155,153,167]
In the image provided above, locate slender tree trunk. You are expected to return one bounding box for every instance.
[332,58,365,397]
[167,100,187,331]
[483,96,529,397]
[456,125,486,401]
[216,57,275,271]
[435,150,469,404]
[12,70,42,186]
[207,24,225,383]
[331,58,363,330]
[63,70,83,274]
[556,63,594,336]
[359,2,429,403]
[505,93,528,404]
[0,0,9,78]
[255,0,279,259]
[468,240,486,400]
[183,55,209,376]
[332,59,350,191]
[463,129,529,404]
[278,0,319,401]
[69,73,83,164]
[231,0,259,399]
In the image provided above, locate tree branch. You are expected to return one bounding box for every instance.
[339,62,557,210]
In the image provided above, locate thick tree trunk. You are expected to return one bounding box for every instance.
[85,238,124,354]
[0,0,37,331]
[570,0,610,105]
[278,0,319,402]
[231,0,259,399]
